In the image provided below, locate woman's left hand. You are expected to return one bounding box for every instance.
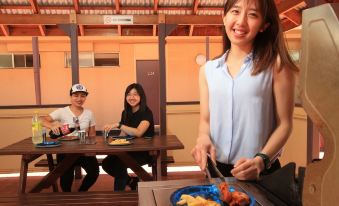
[230,157,264,180]
[103,123,117,132]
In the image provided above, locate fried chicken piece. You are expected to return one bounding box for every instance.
[229,191,250,206]
[218,182,232,203]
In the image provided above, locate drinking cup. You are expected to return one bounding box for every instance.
[79,130,87,144]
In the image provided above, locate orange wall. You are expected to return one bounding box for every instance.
[0,36,222,128]
[166,37,223,102]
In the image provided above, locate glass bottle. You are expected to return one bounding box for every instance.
[32,111,43,144]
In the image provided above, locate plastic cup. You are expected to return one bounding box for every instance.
[78,130,86,144]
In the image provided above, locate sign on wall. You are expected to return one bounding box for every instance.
[103,15,134,25]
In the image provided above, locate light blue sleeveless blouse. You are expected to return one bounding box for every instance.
[205,51,276,164]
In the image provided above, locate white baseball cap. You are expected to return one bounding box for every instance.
[70,84,88,95]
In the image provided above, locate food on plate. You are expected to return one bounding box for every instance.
[229,191,250,206]
[218,182,250,206]
[218,182,232,203]
[109,139,130,145]
[176,194,221,206]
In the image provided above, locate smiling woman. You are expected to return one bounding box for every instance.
[102,83,155,191]
[191,0,298,181]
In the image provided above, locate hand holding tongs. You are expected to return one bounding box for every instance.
[206,154,226,183]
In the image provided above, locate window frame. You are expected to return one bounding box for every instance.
[65,52,120,68]
[0,53,36,69]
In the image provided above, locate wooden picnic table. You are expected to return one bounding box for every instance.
[0,191,138,206]
[0,135,184,194]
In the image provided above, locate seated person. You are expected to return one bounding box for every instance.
[102,83,154,191]
[42,83,99,192]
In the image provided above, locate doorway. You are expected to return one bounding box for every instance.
[136,60,160,125]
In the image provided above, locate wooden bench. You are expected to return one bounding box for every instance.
[34,155,175,179]
[0,191,138,206]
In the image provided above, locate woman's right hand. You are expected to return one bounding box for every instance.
[191,134,216,171]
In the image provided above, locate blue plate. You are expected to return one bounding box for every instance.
[110,135,135,140]
[35,141,61,148]
[170,184,223,205]
[170,184,256,206]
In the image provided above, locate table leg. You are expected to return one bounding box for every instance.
[18,154,42,194]
[30,154,81,193]
[116,153,153,181]
[161,150,168,176]
[156,151,161,181]
[18,156,28,194]
[46,154,59,192]
[149,151,157,180]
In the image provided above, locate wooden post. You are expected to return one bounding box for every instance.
[32,37,41,105]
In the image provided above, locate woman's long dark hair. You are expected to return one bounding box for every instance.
[123,83,147,121]
[222,0,298,74]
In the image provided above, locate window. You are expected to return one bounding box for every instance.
[65,52,119,68]
[94,53,119,67]
[0,54,36,68]
[0,54,13,68]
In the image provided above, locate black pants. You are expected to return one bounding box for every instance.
[208,159,281,178]
[101,151,152,191]
[56,154,99,192]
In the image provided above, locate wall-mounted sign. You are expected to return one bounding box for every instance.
[103,15,134,25]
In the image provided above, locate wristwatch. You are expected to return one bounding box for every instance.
[255,153,271,171]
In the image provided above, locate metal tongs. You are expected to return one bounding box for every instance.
[206,154,226,183]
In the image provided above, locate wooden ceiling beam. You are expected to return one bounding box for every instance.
[0,14,70,24]
[115,0,120,14]
[153,25,157,36]
[0,5,224,11]
[193,0,200,14]
[28,0,39,14]
[38,25,46,36]
[0,14,223,25]
[284,9,302,25]
[277,0,304,13]
[79,25,85,36]
[73,0,80,14]
[118,25,122,36]
[0,25,10,36]
[281,19,298,31]
[166,15,222,25]
[154,0,158,13]
[189,25,194,36]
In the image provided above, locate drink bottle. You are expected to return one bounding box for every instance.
[32,111,43,144]
[73,117,80,131]
[49,124,76,139]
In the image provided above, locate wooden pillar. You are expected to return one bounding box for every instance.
[32,37,41,105]
[58,23,80,84]
[158,14,176,176]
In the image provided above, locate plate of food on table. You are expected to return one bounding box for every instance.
[170,181,254,206]
[110,135,135,140]
[108,138,133,146]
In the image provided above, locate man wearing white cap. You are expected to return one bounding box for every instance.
[42,83,99,192]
